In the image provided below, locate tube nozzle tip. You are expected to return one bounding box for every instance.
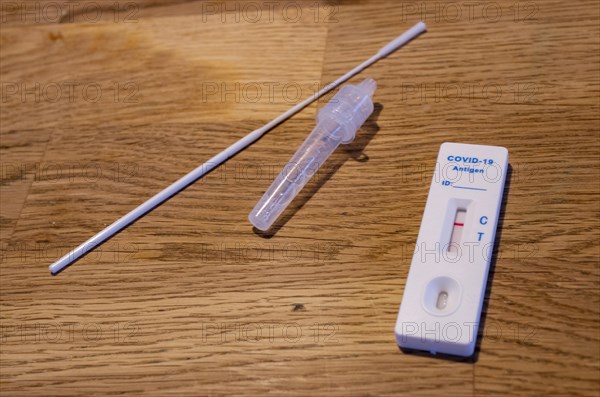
[357,78,377,97]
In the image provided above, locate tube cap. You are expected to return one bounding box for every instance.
[316,78,376,144]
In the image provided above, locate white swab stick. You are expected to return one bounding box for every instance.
[49,21,426,275]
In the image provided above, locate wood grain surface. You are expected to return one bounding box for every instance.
[1,0,599,396]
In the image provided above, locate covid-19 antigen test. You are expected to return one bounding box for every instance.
[395,142,509,357]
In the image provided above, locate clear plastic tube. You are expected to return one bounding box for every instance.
[249,78,377,231]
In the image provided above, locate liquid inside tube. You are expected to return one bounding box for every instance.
[249,120,344,231]
[248,78,376,231]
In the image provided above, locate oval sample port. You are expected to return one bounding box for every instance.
[423,276,462,316]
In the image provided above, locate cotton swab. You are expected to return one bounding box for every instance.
[49,21,426,275]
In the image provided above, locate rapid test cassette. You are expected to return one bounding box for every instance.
[395,142,508,357]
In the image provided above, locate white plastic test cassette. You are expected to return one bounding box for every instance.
[395,142,508,357]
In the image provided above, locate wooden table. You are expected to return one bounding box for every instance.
[1,1,599,395]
